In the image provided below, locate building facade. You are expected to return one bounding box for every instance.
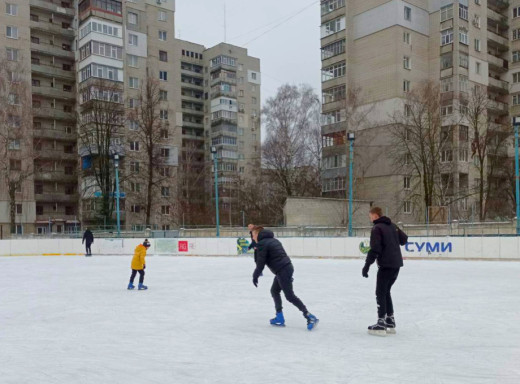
[0,0,260,236]
[320,0,515,223]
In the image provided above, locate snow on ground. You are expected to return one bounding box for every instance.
[1,256,519,384]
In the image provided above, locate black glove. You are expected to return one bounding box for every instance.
[362,264,369,278]
[252,276,258,287]
[143,264,146,270]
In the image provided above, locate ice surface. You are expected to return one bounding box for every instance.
[1,256,519,384]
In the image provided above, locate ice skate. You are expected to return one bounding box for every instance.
[385,315,396,334]
[270,312,285,327]
[305,313,319,331]
[368,319,387,336]
[127,283,135,290]
[138,283,148,290]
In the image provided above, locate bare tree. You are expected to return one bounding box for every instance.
[262,84,322,198]
[77,79,125,225]
[0,55,36,234]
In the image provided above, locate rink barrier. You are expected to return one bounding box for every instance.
[0,236,518,260]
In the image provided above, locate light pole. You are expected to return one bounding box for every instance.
[347,132,355,237]
[114,154,121,238]
[210,146,220,237]
[513,117,520,235]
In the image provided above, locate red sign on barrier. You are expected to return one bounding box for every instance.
[178,241,189,252]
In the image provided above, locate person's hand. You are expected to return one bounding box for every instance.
[253,276,258,287]
[362,265,369,278]
[143,264,146,270]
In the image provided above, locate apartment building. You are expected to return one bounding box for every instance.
[320,0,514,223]
[0,0,260,236]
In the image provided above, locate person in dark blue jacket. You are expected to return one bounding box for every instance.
[362,207,408,336]
[252,226,319,331]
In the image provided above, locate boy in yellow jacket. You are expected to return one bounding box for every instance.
[128,239,151,290]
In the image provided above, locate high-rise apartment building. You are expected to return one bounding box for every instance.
[320,0,514,223]
[0,0,260,236]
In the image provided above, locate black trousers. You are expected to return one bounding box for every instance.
[85,242,92,255]
[270,264,308,315]
[376,267,400,318]
[130,269,145,284]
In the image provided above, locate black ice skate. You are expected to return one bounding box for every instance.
[385,315,396,334]
[368,319,387,336]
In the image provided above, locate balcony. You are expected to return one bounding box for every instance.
[30,20,74,38]
[32,86,75,100]
[181,80,204,91]
[33,107,75,121]
[321,121,346,136]
[29,0,75,18]
[34,128,76,141]
[210,76,237,87]
[31,63,75,80]
[181,94,204,104]
[210,89,237,99]
[488,77,509,93]
[181,107,204,116]
[35,193,79,203]
[79,0,122,21]
[487,29,509,51]
[36,149,77,161]
[488,0,510,13]
[211,117,237,126]
[487,53,508,73]
[487,99,509,114]
[34,171,77,182]
[31,42,74,60]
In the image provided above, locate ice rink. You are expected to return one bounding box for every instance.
[1,256,519,384]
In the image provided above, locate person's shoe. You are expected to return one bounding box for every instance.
[368,319,387,336]
[385,315,396,334]
[138,283,148,290]
[305,313,319,331]
[127,283,135,290]
[270,312,285,327]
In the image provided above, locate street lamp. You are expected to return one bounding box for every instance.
[114,154,121,238]
[513,117,520,235]
[210,146,220,237]
[347,132,355,237]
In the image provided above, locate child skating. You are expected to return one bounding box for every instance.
[251,226,318,331]
[128,239,151,290]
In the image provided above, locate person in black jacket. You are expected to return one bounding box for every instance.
[252,226,319,330]
[82,228,94,256]
[247,224,258,262]
[362,207,408,336]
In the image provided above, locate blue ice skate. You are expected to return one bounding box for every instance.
[138,283,148,290]
[270,312,285,327]
[306,313,319,331]
[127,283,135,290]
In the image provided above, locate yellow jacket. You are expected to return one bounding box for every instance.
[131,244,147,270]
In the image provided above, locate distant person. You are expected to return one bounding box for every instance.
[248,223,258,262]
[82,228,94,256]
[128,239,151,290]
[251,226,318,330]
[362,207,408,336]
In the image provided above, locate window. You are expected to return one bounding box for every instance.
[159,30,167,41]
[130,161,140,173]
[459,149,468,162]
[514,51,520,63]
[128,34,138,46]
[513,94,520,106]
[161,187,170,197]
[8,139,20,150]
[16,204,22,215]
[321,0,345,16]
[441,105,453,116]
[322,85,346,103]
[403,80,411,92]
[514,73,520,84]
[159,90,168,101]
[459,75,469,93]
[158,10,167,21]
[514,7,520,18]
[403,32,410,44]
[474,39,481,52]
[459,28,468,45]
[159,71,168,81]
[159,51,168,62]
[321,39,346,60]
[131,205,141,213]
[459,4,468,20]
[441,53,453,69]
[403,56,411,69]
[473,15,480,28]
[160,110,168,120]
[129,77,139,89]
[130,182,141,193]
[127,54,138,67]
[129,120,139,130]
[441,77,453,93]
[10,159,21,170]
[404,6,411,21]
[128,12,137,25]
[6,26,18,39]
[6,47,18,61]
[441,29,453,46]
[161,206,170,215]
[440,4,453,22]
[321,61,346,82]
[404,201,412,214]
[441,150,453,163]
[160,129,168,139]
[459,125,469,141]
[8,93,19,105]
[404,176,411,190]
[130,141,140,151]
[459,53,469,68]
[320,16,346,38]
[514,29,520,41]
[476,62,481,74]
[160,148,170,157]
[404,104,412,117]
[159,167,171,177]
[6,3,17,15]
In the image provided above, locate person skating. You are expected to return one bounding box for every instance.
[251,226,318,331]
[247,224,258,262]
[362,207,408,336]
[82,228,94,256]
[128,239,151,290]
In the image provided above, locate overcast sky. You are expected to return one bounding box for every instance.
[175,0,322,104]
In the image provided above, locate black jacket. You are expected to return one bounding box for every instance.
[253,230,292,279]
[365,216,407,268]
[82,230,94,244]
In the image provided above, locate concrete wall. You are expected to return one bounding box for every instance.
[0,236,518,261]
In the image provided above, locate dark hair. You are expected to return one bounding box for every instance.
[143,239,151,247]
[370,207,383,217]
